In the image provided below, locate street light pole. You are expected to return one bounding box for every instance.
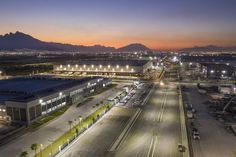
[40,144,43,157]
[48,139,54,157]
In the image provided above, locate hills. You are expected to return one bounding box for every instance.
[180,45,236,52]
[0,31,150,52]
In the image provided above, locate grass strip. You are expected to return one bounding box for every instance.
[30,106,69,129]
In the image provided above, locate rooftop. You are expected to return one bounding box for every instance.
[0,76,105,103]
[65,60,149,67]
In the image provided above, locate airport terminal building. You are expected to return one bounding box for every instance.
[0,76,111,125]
[53,60,153,77]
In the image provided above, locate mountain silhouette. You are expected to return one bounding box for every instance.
[117,43,150,52]
[180,45,236,52]
[0,31,151,52]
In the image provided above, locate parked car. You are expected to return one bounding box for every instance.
[193,131,200,140]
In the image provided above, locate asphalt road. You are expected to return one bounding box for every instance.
[58,70,184,157]
[111,82,182,157]
[59,107,136,157]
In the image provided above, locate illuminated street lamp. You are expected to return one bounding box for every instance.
[59,92,62,97]
[126,65,129,69]
[116,65,119,69]
[160,81,164,86]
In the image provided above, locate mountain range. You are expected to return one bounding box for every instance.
[0,31,150,52]
[180,45,236,52]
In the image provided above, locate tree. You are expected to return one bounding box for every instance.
[68,120,73,130]
[31,143,38,157]
[75,128,79,136]
[20,151,28,157]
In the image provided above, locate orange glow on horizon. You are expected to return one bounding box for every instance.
[23,31,236,51]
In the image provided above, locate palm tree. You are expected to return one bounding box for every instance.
[20,151,28,157]
[31,143,38,157]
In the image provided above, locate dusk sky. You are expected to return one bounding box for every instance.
[1,0,236,50]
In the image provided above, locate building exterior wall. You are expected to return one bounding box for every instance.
[53,62,152,76]
[4,78,111,125]
[0,105,8,122]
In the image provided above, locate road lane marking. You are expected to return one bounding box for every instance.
[109,108,142,151]
[147,137,154,157]
[151,135,158,157]
[156,89,168,122]
[147,135,158,157]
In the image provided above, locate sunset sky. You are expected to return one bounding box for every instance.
[0,0,236,50]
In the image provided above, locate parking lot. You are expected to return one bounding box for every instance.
[182,85,236,157]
